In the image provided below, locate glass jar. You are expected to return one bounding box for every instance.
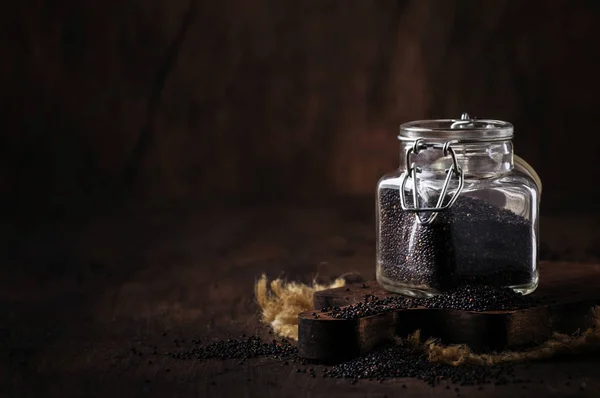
[376,113,541,297]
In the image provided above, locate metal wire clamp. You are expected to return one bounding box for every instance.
[399,139,465,224]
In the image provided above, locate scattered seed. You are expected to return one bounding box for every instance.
[324,284,540,320]
[321,343,517,386]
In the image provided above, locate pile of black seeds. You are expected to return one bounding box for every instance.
[147,333,581,389]
[324,295,412,319]
[322,343,516,387]
[168,335,298,360]
[160,334,524,388]
[378,190,536,291]
[160,334,520,386]
[416,284,541,312]
[325,285,540,320]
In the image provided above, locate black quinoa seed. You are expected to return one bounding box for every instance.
[157,333,525,388]
[321,342,516,386]
[168,335,298,360]
[326,285,539,320]
[377,192,536,291]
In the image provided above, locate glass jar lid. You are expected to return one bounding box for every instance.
[399,113,513,142]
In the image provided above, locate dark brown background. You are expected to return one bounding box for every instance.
[1,0,599,219]
[2,2,600,397]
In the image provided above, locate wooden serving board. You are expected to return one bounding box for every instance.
[298,262,600,362]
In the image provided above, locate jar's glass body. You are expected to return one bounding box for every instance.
[376,120,540,297]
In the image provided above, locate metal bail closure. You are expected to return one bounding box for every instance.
[399,138,465,224]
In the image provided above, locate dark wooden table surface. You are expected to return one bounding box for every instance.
[1,201,599,397]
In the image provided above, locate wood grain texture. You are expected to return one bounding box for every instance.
[299,262,600,362]
[1,1,600,217]
[1,206,600,396]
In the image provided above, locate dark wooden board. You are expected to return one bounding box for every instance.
[298,262,600,362]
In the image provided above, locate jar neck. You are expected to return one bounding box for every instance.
[399,140,514,178]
